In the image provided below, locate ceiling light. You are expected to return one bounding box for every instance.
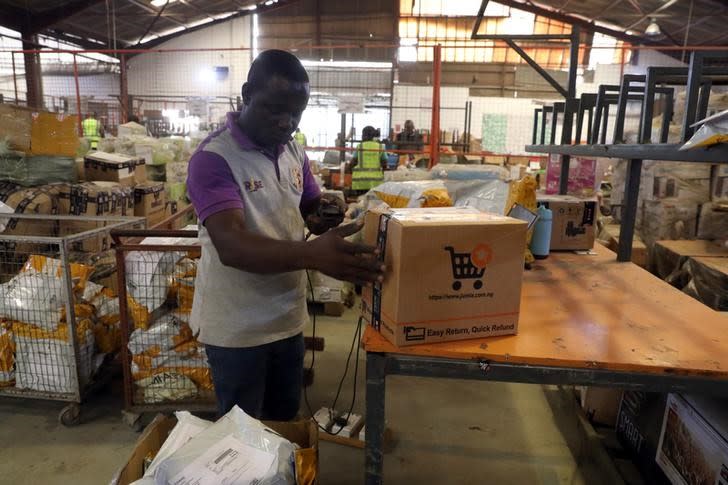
[150,0,176,7]
[243,4,257,10]
[645,18,661,36]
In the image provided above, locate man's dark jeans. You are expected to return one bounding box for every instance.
[205,333,304,420]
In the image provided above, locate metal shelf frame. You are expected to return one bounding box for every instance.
[527,51,728,263]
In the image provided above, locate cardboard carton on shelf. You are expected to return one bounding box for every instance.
[84,151,145,187]
[580,387,623,427]
[537,194,598,251]
[134,182,166,227]
[0,104,32,152]
[362,207,527,347]
[597,224,648,268]
[57,182,134,253]
[711,164,728,203]
[30,111,79,157]
[657,394,728,485]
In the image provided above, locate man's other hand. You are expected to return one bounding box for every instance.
[306,221,385,286]
[305,193,347,235]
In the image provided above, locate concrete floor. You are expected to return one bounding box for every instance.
[0,305,596,484]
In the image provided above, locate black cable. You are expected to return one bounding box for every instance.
[303,266,363,436]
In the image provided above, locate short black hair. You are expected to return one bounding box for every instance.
[247,49,309,92]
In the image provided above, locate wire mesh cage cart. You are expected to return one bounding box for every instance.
[112,228,216,430]
[0,214,144,426]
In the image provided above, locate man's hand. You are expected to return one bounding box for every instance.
[305,193,347,235]
[306,221,385,286]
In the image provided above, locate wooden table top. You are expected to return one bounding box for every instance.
[363,245,728,377]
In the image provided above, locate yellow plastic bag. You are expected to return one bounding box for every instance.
[372,181,453,208]
[12,318,92,345]
[295,448,318,485]
[23,255,94,295]
[0,324,14,387]
[505,175,538,264]
[93,321,121,354]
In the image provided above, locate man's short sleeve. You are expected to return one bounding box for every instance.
[187,151,243,223]
[301,155,321,204]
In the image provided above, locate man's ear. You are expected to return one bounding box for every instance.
[241,82,252,105]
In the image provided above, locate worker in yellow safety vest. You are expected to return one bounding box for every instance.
[82,112,104,150]
[350,125,387,193]
[293,127,307,147]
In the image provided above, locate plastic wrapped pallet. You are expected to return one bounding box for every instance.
[640,200,699,249]
[0,104,32,152]
[683,257,728,311]
[697,203,728,240]
[0,140,76,186]
[611,160,711,220]
[152,405,298,485]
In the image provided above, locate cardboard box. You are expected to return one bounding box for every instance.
[537,194,598,251]
[84,151,144,187]
[0,104,32,152]
[598,224,648,268]
[580,387,623,427]
[711,164,728,203]
[30,111,79,157]
[657,394,728,485]
[58,182,134,253]
[111,414,318,485]
[362,207,527,346]
[134,182,166,226]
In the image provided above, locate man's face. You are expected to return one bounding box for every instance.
[404,120,415,133]
[243,75,309,147]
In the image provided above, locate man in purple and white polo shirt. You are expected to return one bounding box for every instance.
[187,50,384,420]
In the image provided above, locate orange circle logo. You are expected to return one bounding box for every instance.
[470,244,493,269]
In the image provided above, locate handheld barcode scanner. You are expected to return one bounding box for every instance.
[317,202,345,228]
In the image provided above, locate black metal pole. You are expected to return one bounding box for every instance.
[618,158,642,262]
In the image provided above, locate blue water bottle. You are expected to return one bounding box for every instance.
[530,204,552,259]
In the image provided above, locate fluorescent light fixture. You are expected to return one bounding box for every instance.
[243,4,257,10]
[198,67,216,83]
[300,59,393,69]
[150,0,176,7]
[645,18,661,36]
[187,17,214,28]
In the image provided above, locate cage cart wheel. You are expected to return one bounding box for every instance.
[452,281,462,291]
[59,403,81,427]
[474,280,483,290]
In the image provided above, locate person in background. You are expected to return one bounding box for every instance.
[350,125,387,193]
[82,112,104,150]
[395,119,423,161]
[293,127,307,147]
[186,49,384,420]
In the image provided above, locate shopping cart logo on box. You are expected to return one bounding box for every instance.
[444,244,492,291]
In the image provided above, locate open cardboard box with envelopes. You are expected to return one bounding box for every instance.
[361,207,527,347]
[112,414,318,485]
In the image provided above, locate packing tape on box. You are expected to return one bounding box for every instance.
[371,213,392,331]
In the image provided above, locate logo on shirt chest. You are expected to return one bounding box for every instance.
[290,166,303,192]
[244,178,264,192]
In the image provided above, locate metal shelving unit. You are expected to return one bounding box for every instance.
[526,51,728,262]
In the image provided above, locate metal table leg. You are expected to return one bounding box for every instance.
[365,352,387,485]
